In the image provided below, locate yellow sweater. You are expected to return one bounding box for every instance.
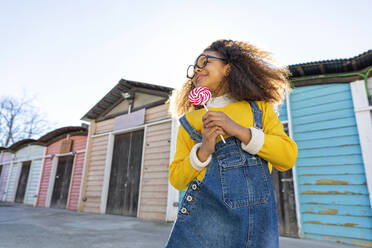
[169,100,298,191]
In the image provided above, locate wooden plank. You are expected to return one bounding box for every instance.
[294,126,358,141]
[144,146,170,155]
[303,233,371,247]
[95,119,115,134]
[86,181,103,187]
[140,204,167,213]
[142,166,168,173]
[146,129,171,137]
[299,174,367,185]
[302,223,372,240]
[82,206,100,213]
[298,145,361,158]
[88,161,106,168]
[140,197,168,205]
[302,213,372,229]
[296,135,360,150]
[146,123,172,132]
[141,184,168,192]
[88,165,106,171]
[88,170,105,176]
[291,91,351,111]
[143,158,170,166]
[140,191,167,198]
[92,136,109,143]
[301,195,370,206]
[146,135,171,143]
[301,203,372,217]
[293,108,354,126]
[296,154,363,167]
[142,171,168,179]
[293,117,356,133]
[145,104,170,114]
[90,147,108,154]
[143,153,170,160]
[141,178,169,185]
[296,164,365,175]
[139,211,165,220]
[87,175,104,181]
[91,140,108,148]
[83,200,100,209]
[300,185,368,195]
[85,191,102,197]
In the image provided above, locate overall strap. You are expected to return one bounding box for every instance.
[248,101,263,130]
[179,115,203,143]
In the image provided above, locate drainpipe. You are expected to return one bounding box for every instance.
[290,66,372,104]
[121,91,135,114]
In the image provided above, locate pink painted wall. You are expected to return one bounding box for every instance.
[36,136,87,210]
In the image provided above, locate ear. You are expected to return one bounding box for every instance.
[223,64,231,76]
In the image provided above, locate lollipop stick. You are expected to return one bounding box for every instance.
[202,102,226,144]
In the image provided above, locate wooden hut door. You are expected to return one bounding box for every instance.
[51,156,74,208]
[271,123,298,238]
[15,161,31,203]
[106,130,144,216]
[271,169,298,237]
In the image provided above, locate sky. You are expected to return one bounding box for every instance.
[1,0,371,131]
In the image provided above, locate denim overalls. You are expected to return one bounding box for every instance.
[165,101,278,248]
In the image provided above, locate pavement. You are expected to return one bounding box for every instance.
[0,202,360,248]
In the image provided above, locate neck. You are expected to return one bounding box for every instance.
[207,93,237,108]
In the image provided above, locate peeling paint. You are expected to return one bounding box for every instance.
[316,179,349,184]
[323,236,372,247]
[302,190,362,195]
[304,221,323,224]
[307,202,319,204]
[318,209,338,215]
[303,183,312,185]
[303,211,315,214]
[352,240,372,247]
[308,222,359,227]
[343,223,358,227]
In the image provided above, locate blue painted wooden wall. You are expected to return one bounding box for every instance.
[290,83,372,246]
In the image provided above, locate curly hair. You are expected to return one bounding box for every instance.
[168,39,292,118]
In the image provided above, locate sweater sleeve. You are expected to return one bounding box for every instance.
[169,124,206,191]
[256,102,298,171]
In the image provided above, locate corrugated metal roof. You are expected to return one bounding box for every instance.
[82,79,173,121]
[288,49,372,78]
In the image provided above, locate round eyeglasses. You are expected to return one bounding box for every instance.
[186,54,227,79]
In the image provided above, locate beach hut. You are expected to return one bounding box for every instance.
[36,126,87,210]
[281,50,372,246]
[4,139,46,206]
[78,79,177,221]
[0,148,13,201]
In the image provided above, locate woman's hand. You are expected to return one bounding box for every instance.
[197,125,225,162]
[201,110,253,148]
[202,110,240,137]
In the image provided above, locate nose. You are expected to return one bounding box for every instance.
[194,66,202,77]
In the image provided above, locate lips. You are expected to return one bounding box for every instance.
[196,75,205,83]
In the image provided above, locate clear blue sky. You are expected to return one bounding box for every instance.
[1,0,371,129]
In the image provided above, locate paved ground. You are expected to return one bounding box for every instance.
[0,202,359,248]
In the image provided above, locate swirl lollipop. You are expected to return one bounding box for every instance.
[189,87,226,144]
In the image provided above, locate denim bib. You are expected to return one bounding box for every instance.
[165,101,279,248]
